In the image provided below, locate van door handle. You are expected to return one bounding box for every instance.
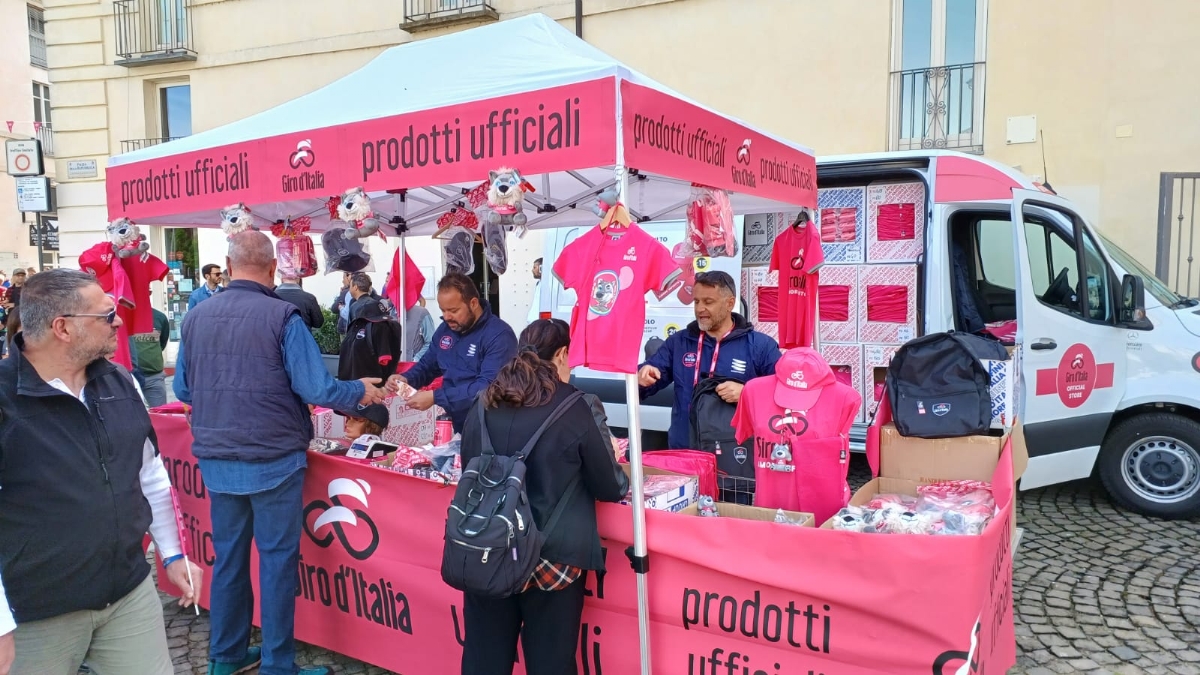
[1031,339,1058,351]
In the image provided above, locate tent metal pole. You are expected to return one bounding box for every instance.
[616,164,653,675]
[396,192,409,362]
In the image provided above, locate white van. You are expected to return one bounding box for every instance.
[540,150,1200,519]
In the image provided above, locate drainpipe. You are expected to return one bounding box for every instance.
[575,0,583,38]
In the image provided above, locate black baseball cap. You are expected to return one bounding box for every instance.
[335,403,390,430]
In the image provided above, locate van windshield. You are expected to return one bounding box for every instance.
[1098,234,1186,307]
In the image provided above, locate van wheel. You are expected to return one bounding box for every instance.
[1098,412,1200,519]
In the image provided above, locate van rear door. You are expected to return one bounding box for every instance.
[1010,189,1127,488]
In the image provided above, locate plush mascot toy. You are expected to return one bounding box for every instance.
[592,187,621,218]
[219,203,256,238]
[484,168,533,228]
[337,187,385,240]
[107,218,150,262]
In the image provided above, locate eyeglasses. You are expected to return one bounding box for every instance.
[62,310,118,324]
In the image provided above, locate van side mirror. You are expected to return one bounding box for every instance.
[1121,274,1152,329]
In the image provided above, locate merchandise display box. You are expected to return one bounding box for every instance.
[621,465,699,513]
[858,264,918,345]
[820,343,865,423]
[866,181,926,263]
[742,265,780,341]
[311,407,345,440]
[863,344,900,422]
[825,422,1029,539]
[983,358,1017,430]
[817,264,859,344]
[679,502,814,527]
[817,186,866,264]
[311,399,441,448]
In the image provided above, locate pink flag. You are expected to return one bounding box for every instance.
[32,121,41,133]
[4,121,12,133]
[169,486,189,555]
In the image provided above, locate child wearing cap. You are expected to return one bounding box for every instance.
[336,403,391,440]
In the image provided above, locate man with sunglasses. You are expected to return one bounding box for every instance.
[188,263,224,310]
[0,269,203,674]
[637,270,782,450]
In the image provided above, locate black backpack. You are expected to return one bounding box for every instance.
[689,377,753,486]
[441,391,584,598]
[886,332,1009,439]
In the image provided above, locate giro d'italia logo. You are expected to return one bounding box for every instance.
[289,139,315,169]
[303,478,379,561]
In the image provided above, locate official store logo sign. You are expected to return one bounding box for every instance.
[289,139,315,169]
[1034,342,1114,409]
[303,478,379,561]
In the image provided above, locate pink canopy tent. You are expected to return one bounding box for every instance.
[105,14,818,673]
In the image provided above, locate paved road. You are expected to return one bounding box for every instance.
[148,454,1200,674]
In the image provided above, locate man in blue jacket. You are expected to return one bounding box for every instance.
[637,271,781,449]
[386,272,517,432]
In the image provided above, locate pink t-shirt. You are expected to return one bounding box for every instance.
[732,375,861,519]
[553,223,676,373]
[769,223,825,349]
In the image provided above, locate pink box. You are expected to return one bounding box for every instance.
[820,343,864,423]
[311,407,345,440]
[857,264,918,345]
[743,266,780,341]
[817,265,858,344]
[866,182,925,263]
[381,396,439,447]
[863,344,900,422]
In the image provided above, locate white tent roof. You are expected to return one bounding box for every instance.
[107,13,815,232]
[113,14,809,167]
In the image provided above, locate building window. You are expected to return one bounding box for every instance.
[890,0,987,152]
[32,82,52,156]
[158,83,192,139]
[28,5,46,68]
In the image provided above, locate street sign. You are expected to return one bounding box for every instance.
[5,139,44,177]
[15,176,50,212]
[29,219,59,251]
[66,159,98,179]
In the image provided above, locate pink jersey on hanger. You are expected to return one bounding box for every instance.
[553,223,676,374]
[769,221,825,349]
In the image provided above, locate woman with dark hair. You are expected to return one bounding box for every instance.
[459,318,629,675]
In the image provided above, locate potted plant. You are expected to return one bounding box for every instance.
[312,307,341,377]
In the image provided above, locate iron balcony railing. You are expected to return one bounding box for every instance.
[891,62,985,154]
[36,124,54,157]
[120,137,180,154]
[113,0,197,66]
[402,0,498,30]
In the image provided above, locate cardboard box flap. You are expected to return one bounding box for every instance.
[1010,421,1029,481]
[879,423,1006,484]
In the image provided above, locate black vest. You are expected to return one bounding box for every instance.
[181,280,311,461]
[0,339,154,622]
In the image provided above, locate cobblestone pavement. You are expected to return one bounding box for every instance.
[146,455,1200,674]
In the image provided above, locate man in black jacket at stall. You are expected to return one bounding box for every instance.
[0,269,202,674]
[275,274,324,329]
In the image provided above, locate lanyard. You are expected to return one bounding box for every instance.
[693,329,731,387]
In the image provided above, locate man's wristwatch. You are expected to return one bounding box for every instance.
[163,554,185,567]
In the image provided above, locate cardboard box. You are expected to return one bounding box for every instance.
[821,423,1029,538]
[621,465,698,513]
[817,265,859,343]
[678,502,814,527]
[820,343,864,423]
[311,407,345,440]
[857,264,918,345]
[862,344,899,422]
[866,182,926,263]
[817,186,866,264]
[982,359,1016,430]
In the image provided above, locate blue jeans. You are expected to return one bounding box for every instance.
[208,468,305,675]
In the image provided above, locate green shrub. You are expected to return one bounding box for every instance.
[312,308,341,355]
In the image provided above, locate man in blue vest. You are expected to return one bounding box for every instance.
[637,271,782,449]
[174,232,387,675]
[385,272,517,432]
